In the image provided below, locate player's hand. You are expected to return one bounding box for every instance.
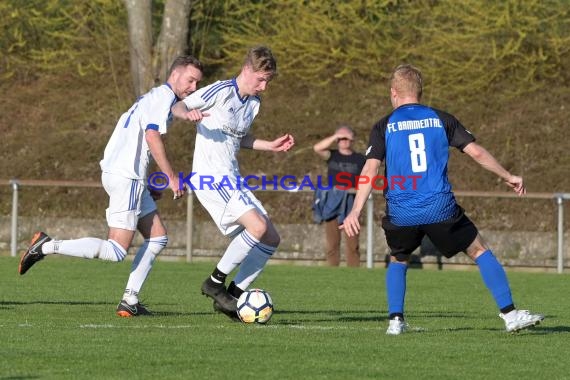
[340,210,361,237]
[185,109,210,122]
[270,134,295,152]
[169,176,187,200]
[504,175,526,196]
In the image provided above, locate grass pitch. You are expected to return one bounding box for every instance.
[1,256,568,379]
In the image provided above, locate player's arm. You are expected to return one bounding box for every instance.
[342,158,381,237]
[463,142,526,196]
[145,130,185,199]
[171,89,212,122]
[171,101,209,122]
[241,133,295,152]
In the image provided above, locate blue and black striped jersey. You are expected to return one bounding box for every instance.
[366,103,475,226]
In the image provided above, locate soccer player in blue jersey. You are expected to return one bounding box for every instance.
[19,56,205,317]
[343,64,544,334]
[172,46,295,320]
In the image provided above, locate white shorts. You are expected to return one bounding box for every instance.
[102,172,157,231]
[193,183,267,236]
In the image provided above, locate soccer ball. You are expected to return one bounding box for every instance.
[237,289,274,324]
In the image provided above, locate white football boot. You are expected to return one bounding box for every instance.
[386,316,408,335]
[499,309,544,332]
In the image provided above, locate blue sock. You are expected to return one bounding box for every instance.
[386,261,407,317]
[475,250,514,310]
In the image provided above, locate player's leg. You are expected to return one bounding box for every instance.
[195,186,255,314]
[116,187,166,317]
[18,173,139,274]
[324,218,341,266]
[382,216,423,335]
[426,208,515,314]
[465,234,544,331]
[230,212,279,296]
[18,229,132,275]
[202,208,278,318]
[20,174,142,271]
[426,206,544,332]
[49,173,143,261]
[199,186,278,317]
[116,217,167,318]
[465,233,516,314]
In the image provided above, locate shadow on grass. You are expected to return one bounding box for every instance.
[151,310,213,317]
[275,309,475,321]
[519,325,570,334]
[273,309,386,323]
[0,300,215,317]
[0,300,110,306]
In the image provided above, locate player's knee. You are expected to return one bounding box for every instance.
[393,253,410,263]
[465,234,488,260]
[247,219,269,241]
[99,239,127,262]
[147,235,168,256]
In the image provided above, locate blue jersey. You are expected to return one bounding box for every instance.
[366,104,475,226]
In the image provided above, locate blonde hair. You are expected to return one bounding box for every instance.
[244,46,277,78]
[390,64,423,100]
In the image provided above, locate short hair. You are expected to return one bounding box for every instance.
[168,55,203,76]
[244,46,277,78]
[390,64,423,100]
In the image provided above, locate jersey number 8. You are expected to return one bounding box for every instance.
[408,133,427,172]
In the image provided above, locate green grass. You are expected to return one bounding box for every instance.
[1,257,568,379]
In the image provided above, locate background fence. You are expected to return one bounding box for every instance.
[2,179,569,273]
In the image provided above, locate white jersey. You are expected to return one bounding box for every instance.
[100,84,177,179]
[182,79,260,186]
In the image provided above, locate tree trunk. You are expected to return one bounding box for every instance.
[154,0,192,83]
[123,0,153,96]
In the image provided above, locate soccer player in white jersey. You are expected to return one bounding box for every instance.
[172,46,295,319]
[19,56,205,317]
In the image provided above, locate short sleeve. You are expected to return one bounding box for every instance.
[182,80,232,111]
[140,85,175,135]
[366,116,389,161]
[435,109,476,150]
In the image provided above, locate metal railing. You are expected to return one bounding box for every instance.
[3,179,569,273]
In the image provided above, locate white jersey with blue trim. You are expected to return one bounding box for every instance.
[100,84,177,180]
[182,78,260,184]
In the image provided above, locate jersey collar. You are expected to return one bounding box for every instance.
[395,102,422,111]
[164,82,181,101]
[232,78,249,104]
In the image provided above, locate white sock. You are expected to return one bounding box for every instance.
[123,236,168,303]
[42,238,126,261]
[217,230,259,275]
[233,243,276,290]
